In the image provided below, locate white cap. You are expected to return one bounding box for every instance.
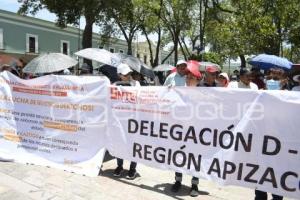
[219,72,229,81]
[176,60,187,66]
[117,63,132,75]
[293,74,300,82]
[63,69,71,75]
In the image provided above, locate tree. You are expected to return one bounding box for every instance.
[147,0,196,64]
[100,0,146,55]
[205,0,300,65]
[134,0,169,67]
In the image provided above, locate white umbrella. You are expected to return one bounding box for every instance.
[23,53,77,74]
[75,48,114,66]
[199,62,220,71]
[153,64,175,71]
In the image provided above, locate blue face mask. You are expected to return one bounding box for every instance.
[266,79,280,90]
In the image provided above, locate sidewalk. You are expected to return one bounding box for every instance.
[0,157,296,200]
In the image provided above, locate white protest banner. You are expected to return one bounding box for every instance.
[107,86,300,199]
[0,71,109,177]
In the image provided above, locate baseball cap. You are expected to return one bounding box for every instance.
[218,72,229,81]
[117,63,132,75]
[293,74,300,82]
[206,66,219,73]
[176,60,187,66]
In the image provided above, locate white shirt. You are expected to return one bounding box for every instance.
[227,81,258,90]
[292,86,300,91]
[163,72,186,86]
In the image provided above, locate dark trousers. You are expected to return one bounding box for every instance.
[175,172,199,185]
[255,190,283,200]
[117,158,137,170]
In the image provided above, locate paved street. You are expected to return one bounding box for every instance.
[0,155,297,200]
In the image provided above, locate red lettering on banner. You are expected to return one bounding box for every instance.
[110,87,137,103]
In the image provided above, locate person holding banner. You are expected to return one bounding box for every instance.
[198,65,219,87]
[228,68,258,90]
[227,68,281,200]
[163,60,187,86]
[113,63,139,179]
[171,63,202,197]
[254,68,284,200]
[216,72,229,87]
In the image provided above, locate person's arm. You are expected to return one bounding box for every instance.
[163,74,172,86]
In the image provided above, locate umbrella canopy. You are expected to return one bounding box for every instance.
[23,53,78,74]
[74,48,115,66]
[75,49,155,78]
[98,64,119,83]
[248,54,293,70]
[199,61,220,71]
[153,64,175,71]
[0,54,22,67]
[112,53,155,78]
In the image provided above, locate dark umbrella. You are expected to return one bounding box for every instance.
[98,64,119,83]
[112,53,155,79]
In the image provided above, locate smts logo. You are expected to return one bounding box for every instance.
[110,87,137,103]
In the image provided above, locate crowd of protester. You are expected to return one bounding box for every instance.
[1,56,299,199]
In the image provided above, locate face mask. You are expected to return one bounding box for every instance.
[266,79,280,90]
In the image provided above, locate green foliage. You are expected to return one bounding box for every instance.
[18,0,300,64]
[205,0,300,60]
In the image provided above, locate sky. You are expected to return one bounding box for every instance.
[1,0,157,43]
[1,0,108,37]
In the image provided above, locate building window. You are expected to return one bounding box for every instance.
[109,48,115,53]
[144,55,147,64]
[0,28,3,49]
[26,34,38,53]
[119,49,124,53]
[61,40,70,55]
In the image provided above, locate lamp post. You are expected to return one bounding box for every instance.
[76,17,81,75]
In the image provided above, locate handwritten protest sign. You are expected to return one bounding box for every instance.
[0,71,109,176]
[108,86,300,199]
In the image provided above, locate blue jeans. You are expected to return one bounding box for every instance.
[255,190,283,200]
[117,158,137,170]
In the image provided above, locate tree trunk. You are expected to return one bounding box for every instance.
[174,39,178,64]
[178,39,187,61]
[239,54,246,68]
[82,15,94,69]
[162,48,175,64]
[153,27,162,67]
[127,37,133,56]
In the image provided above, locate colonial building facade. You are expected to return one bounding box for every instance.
[0,9,177,67]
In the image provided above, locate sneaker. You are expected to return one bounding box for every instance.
[113,166,123,177]
[126,169,137,180]
[190,184,199,197]
[171,181,182,192]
